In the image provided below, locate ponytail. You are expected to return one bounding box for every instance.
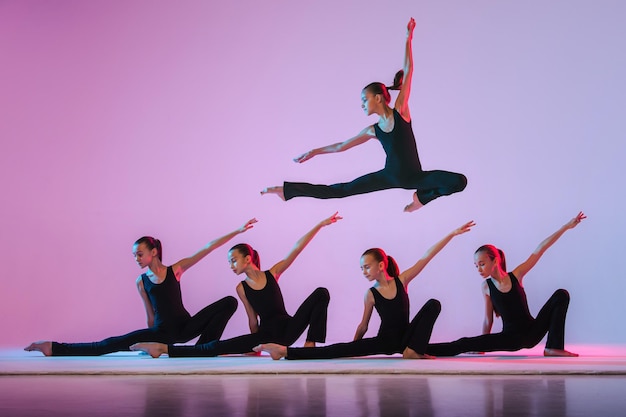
[386,255,400,277]
[135,236,163,261]
[386,70,404,91]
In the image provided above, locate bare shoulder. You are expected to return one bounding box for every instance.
[136,275,145,288]
[481,279,490,295]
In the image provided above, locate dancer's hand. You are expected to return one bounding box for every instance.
[407,17,416,37]
[320,211,343,227]
[564,211,586,230]
[452,220,476,236]
[294,149,316,163]
[238,218,258,233]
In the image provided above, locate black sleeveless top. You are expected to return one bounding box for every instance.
[242,271,290,331]
[486,272,534,332]
[142,266,191,331]
[371,276,410,339]
[373,108,422,175]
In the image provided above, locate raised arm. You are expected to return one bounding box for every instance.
[136,276,155,328]
[512,211,586,282]
[353,290,375,341]
[394,17,416,120]
[293,126,376,163]
[399,220,476,286]
[172,218,257,278]
[269,212,342,279]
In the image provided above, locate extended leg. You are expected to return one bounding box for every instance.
[283,170,395,200]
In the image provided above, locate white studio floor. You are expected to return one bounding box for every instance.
[3,346,626,417]
[3,345,626,376]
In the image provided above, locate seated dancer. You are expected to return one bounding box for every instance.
[255,220,475,360]
[262,17,467,212]
[427,212,586,357]
[24,219,257,356]
[131,213,341,358]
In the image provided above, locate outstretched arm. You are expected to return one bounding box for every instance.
[399,220,476,286]
[172,218,257,278]
[394,17,416,120]
[353,291,375,341]
[269,212,342,279]
[512,211,586,282]
[293,126,376,163]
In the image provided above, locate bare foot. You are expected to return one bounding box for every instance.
[303,341,316,348]
[253,343,287,360]
[130,342,168,358]
[243,350,261,356]
[402,347,435,359]
[544,348,579,357]
[24,341,53,356]
[260,186,285,201]
[403,192,424,213]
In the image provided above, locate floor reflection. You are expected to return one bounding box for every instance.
[0,375,624,416]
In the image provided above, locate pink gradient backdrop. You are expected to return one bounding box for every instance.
[1,1,624,348]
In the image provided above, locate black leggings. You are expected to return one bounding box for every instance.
[51,296,238,356]
[286,299,441,360]
[169,288,330,357]
[284,169,467,205]
[426,290,571,356]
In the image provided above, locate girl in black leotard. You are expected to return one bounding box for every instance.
[427,212,586,357]
[254,221,475,360]
[24,219,257,356]
[261,18,466,212]
[130,212,341,358]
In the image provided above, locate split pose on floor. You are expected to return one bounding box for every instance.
[24,219,257,356]
[131,213,341,358]
[261,17,467,212]
[426,212,586,357]
[255,220,475,360]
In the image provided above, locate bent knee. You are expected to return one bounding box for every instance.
[223,296,238,311]
[553,289,570,303]
[425,298,442,314]
[456,174,468,192]
[314,287,330,303]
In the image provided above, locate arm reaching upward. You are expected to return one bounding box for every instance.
[399,220,476,286]
[512,211,586,282]
[172,218,257,278]
[293,126,376,163]
[394,17,416,120]
[269,212,342,279]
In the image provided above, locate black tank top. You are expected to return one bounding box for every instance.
[371,276,410,339]
[486,272,534,332]
[373,109,422,175]
[242,271,290,329]
[142,266,191,330]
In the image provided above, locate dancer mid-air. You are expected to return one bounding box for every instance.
[262,17,467,212]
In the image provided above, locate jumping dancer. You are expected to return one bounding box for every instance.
[130,212,341,358]
[261,18,467,212]
[255,220,475,360]
[427,212,586,357]
[24,219,257,356]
